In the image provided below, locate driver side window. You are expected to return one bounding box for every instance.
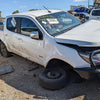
[20,18,38,36]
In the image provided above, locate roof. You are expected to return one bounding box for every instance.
[92,8,100,10]
[9,10,63,17]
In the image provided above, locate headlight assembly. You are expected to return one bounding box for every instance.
[79,49,100,69]
[59,42,100,68]
[79,52,90,63]
[90,50,100,68]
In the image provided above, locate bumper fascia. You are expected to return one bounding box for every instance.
[74,68,100,73]
[74,67,100,79]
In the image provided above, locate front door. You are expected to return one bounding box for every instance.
[16,17,44,65]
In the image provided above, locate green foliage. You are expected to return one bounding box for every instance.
[29,9,38,11]
[12,10,19,14]
[0,11,1,17]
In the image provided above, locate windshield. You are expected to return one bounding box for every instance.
[36,11,81,36]
[92,10,100,16]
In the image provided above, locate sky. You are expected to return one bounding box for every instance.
[0,0,94,17]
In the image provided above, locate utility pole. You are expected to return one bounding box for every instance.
[88,0,89,8]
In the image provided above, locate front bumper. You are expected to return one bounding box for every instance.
[74,67,100,79]
[74,49,100,79]
[74,67,100,73]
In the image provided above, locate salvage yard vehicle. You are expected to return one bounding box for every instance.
[74,13,89,23]
[89,9,100,20]
[0,9,100,90]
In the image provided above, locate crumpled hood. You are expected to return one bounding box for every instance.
[55,20,100,47]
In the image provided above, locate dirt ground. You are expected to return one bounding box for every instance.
[0,55,100,100]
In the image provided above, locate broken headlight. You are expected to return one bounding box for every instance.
[79,52,90,63]
[90,50,100,68]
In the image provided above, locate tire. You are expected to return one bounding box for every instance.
[39,67,69,90]
[0,42,11,57]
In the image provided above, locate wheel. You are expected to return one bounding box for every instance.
[39,67,69,90]
[0,42,11,57]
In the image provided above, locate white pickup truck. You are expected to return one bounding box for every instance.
[89,9,100,20]
[0,9,100,90]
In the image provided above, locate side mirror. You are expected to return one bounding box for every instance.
[30,31,39,39]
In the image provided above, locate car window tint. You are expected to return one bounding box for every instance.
[92,10,100,16]
[20,18,38,36]
[7,17,17,32]
[0,22,3,25]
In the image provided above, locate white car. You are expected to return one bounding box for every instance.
[89,9,100,20]
[0,10,100,90]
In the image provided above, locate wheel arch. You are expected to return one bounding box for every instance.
[46,58,73,71]
[0,40,6,45]
[0,39,2,43]
[0,39,2,51]
[0,40,6,49]
[0,39,10,52]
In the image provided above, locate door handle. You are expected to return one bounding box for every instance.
[17,38,22,40]
[17,38,23,42]
[5,34,8,36]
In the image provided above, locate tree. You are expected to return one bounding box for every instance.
[12,10,19,14]
[0,11,1,17]
[29,9,38,11]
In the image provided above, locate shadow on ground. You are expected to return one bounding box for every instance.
[0,55,100,100]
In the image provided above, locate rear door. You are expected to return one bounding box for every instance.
[5,17,22,54]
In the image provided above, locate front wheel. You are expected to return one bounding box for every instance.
[0,42,11,57]
[39,67,69,90]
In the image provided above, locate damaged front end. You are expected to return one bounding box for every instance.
[56,39,100,79]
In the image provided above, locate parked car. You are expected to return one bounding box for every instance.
[89,9,100,20]
[74,13,89,23]
[0,10,100,90]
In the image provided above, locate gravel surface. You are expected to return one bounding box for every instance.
[0,55,100,100]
